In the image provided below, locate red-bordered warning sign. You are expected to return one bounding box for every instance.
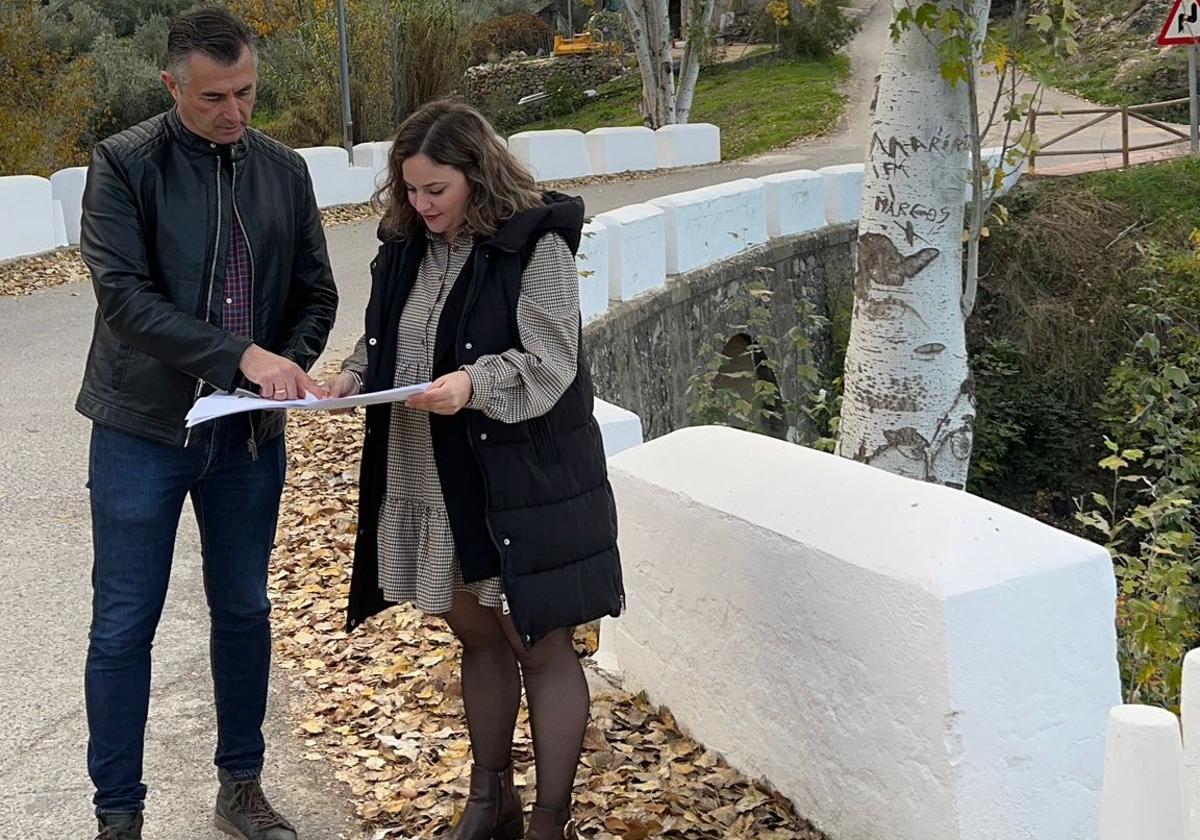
[1159,0,1200,46]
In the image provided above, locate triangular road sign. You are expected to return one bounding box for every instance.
[1159,0,1200,46]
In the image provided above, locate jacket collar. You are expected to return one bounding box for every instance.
[166,106,249,162]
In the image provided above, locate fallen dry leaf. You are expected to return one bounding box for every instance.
[268,369,825,839]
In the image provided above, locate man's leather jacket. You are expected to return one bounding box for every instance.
[76,107,338,448]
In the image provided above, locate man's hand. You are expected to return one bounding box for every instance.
[239,344,328,400]
[405,372,472,416]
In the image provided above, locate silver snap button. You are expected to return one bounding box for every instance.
[225,297,233,304]
[479,433,488,441]
[465,342,473,350]
[368,337,377,346]
[503,538,511,546]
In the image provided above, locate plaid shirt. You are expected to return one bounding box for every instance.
[221,216,252,338]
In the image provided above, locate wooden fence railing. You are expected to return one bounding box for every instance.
[1028,97,1193,175]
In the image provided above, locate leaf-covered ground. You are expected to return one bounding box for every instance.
[271,405,824,839]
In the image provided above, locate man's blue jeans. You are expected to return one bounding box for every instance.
[85,417,286,815]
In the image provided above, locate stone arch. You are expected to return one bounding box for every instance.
[715,332,788,439]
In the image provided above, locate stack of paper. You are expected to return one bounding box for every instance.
[185,383,431,428]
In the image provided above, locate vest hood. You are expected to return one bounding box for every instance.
[482,191,585,255]
[377,191,585,254]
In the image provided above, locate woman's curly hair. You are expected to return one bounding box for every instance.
[374,99,543,239]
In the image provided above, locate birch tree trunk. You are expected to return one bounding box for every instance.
[676,0,718,124]
[834,0,988,489]
[622,0,676,127]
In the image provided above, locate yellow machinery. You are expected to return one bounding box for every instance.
[552,32,619,56]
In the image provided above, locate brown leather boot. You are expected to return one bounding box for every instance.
[447,764,523,840]
[525,806,579,840]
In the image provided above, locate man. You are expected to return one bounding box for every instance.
[76,7,337,840]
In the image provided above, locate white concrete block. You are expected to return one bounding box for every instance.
[592,396,645,678]
[649,178,768,274]
[593,398,643,459]
[592,203,666,302]
[297,146,377,208]
[605,426,1121,840]
[758,169,826,237]
[52,200,69,248]
[0,175,58,262]
[576,219,610,324]
[654,123,721,168]
[1099,705,1187,840]
[1182,650,1200,838]
[818,162,865,225]
[507,130,593,182]
[585,127,659,175]
[352,140,393,192]
[50,166,88,245]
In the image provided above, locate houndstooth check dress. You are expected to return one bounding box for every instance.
[343,228,580,614]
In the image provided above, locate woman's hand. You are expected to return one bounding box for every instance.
[325,370,362,399]
[323,371,362,415]
[406,371,473,415]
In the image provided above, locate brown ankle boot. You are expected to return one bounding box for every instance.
[525,806,579,840]
[447,764,523,840]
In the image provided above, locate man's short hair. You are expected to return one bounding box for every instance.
[166,6,258,83]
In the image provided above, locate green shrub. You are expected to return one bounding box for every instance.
[1078,253,1200,711]
[85,32,172,144]
[467,13,553,65]
[776,0,859,59]
[541,70,587,118]
[967,337,1096,506]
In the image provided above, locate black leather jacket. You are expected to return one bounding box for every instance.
[76,107,338,447]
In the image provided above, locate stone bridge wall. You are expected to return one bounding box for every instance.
[584,223,857,442]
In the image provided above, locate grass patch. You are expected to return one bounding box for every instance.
[511,55,850,160]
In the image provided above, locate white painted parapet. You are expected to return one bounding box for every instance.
[1182,650,1200,839]
[654,123,721,168]
[585,127,658,175]
[296,146,378,208]
[1099,705,1188,840]
[52,201,69,248]
[50,166,88,246]
[817,162,865,225]
[352,140,393,192]
[601,426,1121,840]
[0,175,60,262]
[592,203,666,302]
[508,130,594,182]
[576,219,610,323]
[758,170,826,238]
[593,398,643,458]
[649,178,768,274]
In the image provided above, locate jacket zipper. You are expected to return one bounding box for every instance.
[184,154,224,448]
[463,249,520,632]
[232,160,259,460]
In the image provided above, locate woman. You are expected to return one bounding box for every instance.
[328,99,623,840]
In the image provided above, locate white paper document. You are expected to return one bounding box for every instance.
[185,383,431,428]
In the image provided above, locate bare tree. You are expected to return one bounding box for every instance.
[622,0,718,127]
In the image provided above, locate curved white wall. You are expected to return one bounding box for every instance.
[601,426,1121,840]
